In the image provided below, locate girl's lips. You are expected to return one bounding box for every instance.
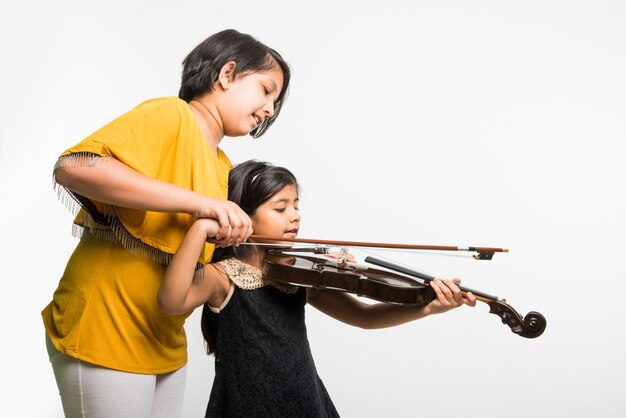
[253,114,264,127]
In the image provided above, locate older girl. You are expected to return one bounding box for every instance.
[43,30,290,417]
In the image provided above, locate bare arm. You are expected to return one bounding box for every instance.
[307,279,476,329]
[56,156,204,213]
[157,218,231,314]
[55,155,251,245]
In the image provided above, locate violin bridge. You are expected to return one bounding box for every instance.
[337,247,349,267]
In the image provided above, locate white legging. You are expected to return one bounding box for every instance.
[46,334,186,418]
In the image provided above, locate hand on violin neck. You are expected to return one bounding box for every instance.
[425,278,477,316]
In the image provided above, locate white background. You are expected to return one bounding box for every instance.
[1,1,625,417]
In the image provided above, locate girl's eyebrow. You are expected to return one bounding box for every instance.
[272,197,299,204]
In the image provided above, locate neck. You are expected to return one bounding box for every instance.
[188,96,224,154]
[244,248,267,269]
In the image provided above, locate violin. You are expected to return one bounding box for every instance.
[256,236,546,339]
[264,251,436,306]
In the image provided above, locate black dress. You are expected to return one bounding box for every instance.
[204,285,340,418]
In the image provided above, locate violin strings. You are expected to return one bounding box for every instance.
[358,248,441,282]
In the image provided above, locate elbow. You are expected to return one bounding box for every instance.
[53,166,71,187]
[351,306,392,330]
[341,311,380,330]
[156,296,171,314]
[160,305,185,316]
[157,295,184,316]
[354,318,381,330]
[53,166,81,190]
[347,312,376,329]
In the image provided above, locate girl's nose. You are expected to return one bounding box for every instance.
[264,100,275,117]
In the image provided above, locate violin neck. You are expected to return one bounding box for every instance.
[363,256,499,301]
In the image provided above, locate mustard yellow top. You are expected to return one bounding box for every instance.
[42,97,231,373]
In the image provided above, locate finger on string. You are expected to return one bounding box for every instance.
[449,280,464,304]
[438,279,455,301]
[430,279,445,299]
[464,292,477,306]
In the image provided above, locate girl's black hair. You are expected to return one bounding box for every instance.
[201,160,299,354]
[178,29,291,138]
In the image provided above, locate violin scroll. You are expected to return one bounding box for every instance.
[364,256,547,339]
[486,300,547,339]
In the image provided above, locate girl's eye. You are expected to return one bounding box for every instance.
[263,85,270,94]
[275,208,285,213]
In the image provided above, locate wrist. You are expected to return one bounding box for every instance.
[188,193,208,218]
[192,218,219,238]
[420,303,434,317]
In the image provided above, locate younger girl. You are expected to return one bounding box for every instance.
[158,160,477,417]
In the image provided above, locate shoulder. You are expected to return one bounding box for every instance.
[217,258,299,294]
[102,97,193,139]
[130,97,190,121]
[217,258,265,290]
[202,262,233,304]
[135,96,188,110]
[88,97,186,135]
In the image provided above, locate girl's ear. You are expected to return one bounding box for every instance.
[218,61,236,90]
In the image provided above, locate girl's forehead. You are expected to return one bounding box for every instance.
[247,65,284,89]
[269,184,298,201]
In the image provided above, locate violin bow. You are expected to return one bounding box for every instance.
[248,235,508,260]
[364,256,547,339]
